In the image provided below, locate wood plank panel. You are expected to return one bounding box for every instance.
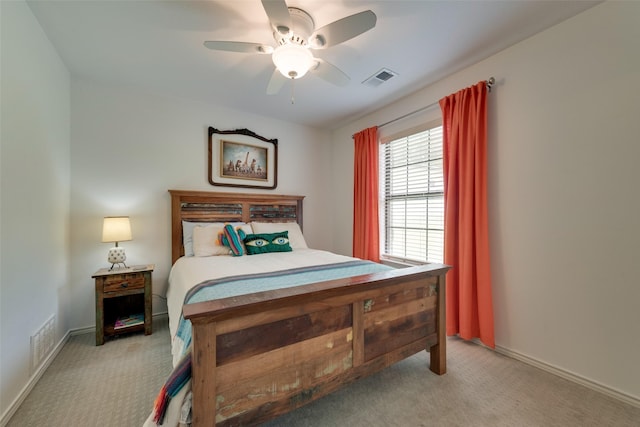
[217,338,353,421]
[217,337,430,427]
[214,279,437,337]
[429,274,447,374]
[364,286,423,313]
[190,321,218,427]
[364,310,435,361]
[324,277,437,314]
[216,328,353,388]
[217,305,352,365]
[181,213,244,222]
[352,301,364,367]
[215,300,336,335]
[363,296,432,329]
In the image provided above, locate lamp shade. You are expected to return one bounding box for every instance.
[102,216,132,243]
[272,44,314,79]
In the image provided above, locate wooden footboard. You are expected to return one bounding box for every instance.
[183,263,449,426]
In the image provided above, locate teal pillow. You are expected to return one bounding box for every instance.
[244,232,292,255]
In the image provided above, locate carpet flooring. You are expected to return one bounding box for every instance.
[7,316,640,426]
[7,316,172,427]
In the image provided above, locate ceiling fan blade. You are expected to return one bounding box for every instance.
[310,59,350,87]
[204,41,273,54]
[310,10,376,49]
[266,69,288,95]
[261,0,292,34]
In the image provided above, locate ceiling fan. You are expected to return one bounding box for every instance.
[204,0,377,95]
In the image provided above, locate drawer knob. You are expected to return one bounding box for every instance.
[121,282,129,288]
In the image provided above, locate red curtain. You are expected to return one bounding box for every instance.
[439,82,495,348]
[353,126,380,262]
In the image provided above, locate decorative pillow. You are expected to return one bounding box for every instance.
[183,221,251,256]
[244,232,293,255]
[192,224,231,257]
[249,222,308,249]
[220,224,245,256]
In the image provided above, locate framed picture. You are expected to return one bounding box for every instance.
[208,127,278,189]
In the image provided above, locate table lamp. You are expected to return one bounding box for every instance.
[102,216,132,270]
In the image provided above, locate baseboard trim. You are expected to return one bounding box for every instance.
[0,329,71,427]
[0,311,169,426]
[492,343,640,409]
[69,324,95,336]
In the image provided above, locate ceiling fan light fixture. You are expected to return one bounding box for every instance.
[272,44,314,79]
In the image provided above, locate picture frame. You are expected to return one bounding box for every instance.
[208,127,278,189]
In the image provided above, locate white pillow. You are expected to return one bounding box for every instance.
[250,222,308,249]
[182,221,251,256]
[192,225,230,257]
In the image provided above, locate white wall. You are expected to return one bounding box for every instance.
[0,0,71,419]
[331,1,640,402]
[69,80,334,327]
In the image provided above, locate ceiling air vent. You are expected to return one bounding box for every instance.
[362,68,398,87]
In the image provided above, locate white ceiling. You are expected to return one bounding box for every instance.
[27,0,600,129]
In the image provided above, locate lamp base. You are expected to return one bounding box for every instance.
[107,247,128,270]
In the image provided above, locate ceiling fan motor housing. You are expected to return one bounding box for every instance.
[274,8,315,46]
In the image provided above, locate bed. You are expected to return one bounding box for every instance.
[151,190,450,426]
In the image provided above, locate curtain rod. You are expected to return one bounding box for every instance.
[377,77,495,130]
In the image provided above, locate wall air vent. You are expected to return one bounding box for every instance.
[362,68,398,87]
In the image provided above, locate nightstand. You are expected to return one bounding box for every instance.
[92,264,154,345]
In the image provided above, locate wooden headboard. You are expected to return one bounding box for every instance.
[169,190,305,264]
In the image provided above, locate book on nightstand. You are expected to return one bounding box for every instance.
[114,313,144,329]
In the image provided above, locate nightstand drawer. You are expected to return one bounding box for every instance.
[102,273,145,293]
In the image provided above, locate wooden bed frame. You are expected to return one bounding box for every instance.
[169,190,450,426]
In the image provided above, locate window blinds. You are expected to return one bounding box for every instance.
[380,124,444,263]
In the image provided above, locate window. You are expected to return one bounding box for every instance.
[379,122,444,263]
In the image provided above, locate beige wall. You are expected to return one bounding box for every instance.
[331,1,640,402]
[1,0,71,419]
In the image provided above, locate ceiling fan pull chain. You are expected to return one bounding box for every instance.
[290,77,295,104]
